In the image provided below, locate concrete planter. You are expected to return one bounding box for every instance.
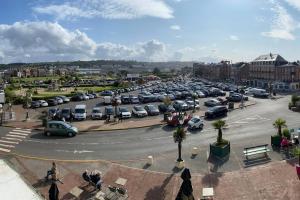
[209,142,230,158]
[271,135,281,147]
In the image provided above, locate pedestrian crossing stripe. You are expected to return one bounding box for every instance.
[9,132,28,136]
[0,147,11,153]
[6,134,26,139]
[0,140,19,144]
[12,129,31,134]
[1,137,23,141]
[0,143,15,148]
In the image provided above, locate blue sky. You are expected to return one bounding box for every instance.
[0,0,300,64]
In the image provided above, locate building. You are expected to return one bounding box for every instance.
[230,62,249,84]
[193,61,231,81]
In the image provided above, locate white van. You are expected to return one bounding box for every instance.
[251,88,269,98]
[74,104,87,120]
[104,96,112,104]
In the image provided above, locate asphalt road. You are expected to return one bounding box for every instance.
[1,95,299,163]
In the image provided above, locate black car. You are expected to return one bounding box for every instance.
[48,108,60,120]
[71,94,84,101]
[31,101,40,108]
[61,108,74,121]
[47,99,58,106]
[104,106,114,118]
[121,96,131,104]
[144,104,160,116]
[205,106,228,119]
[158,104,175,113]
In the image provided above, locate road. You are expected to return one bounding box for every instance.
[0,96,299,163]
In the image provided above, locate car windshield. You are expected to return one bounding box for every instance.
[75,108,85,114]
[120,108,129,112]
[62,109,70,114]
[191,118,200,123]
[135,106,144,111]
[148,105,156,110]
[93,109,101,113]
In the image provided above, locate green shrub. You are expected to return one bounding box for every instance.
[282,128,291,140]
[291,95,300,106]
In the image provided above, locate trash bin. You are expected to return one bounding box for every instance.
[228,102,234,109]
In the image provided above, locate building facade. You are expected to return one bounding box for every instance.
[193,61,231,81]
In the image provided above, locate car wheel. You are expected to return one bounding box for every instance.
[199,124,204,129]
[68,132,74,137]
[45,131,51,136]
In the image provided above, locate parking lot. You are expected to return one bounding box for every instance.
[31,79,257,123]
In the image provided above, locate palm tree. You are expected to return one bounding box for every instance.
[173,126,186,162]
[212,120,226,145]
[273,118,287,137]
[163,96,172,107]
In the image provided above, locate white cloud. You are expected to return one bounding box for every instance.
[284,0,300,11]
[33,0,174,20]
[261,1,298,40]
[170,25,181,30]
[0,21,169,63]
[229,35,239,41]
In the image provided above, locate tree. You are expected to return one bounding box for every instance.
[291,95,299,106]
[212,120,226,145]
[293,147,300,166]
[153,67,161,76]
[173,126,186,162]
[273,118,287,137]
[163,96,172,106]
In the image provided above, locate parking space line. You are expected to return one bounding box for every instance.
[0,140,19,144]
[2,137,23,141]
[0,147,11,153]
[9,132,28,136]
[0,143,15,148]
[6,134,26,139]
[12,129,31,133]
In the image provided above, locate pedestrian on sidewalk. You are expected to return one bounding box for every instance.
[49,182,59,200]
[46,162,59,181]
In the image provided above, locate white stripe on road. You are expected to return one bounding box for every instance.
[12,129,31,133]
[0,140,19,144]
[2,137,23,141]
[0,143,15,148]
[15,128,31,131]
[9,132,28,136]
[0,147,11,153]
[6,134,26,139]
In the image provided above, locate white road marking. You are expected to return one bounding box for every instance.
[0,143,15,148]
[9,132,28,136]
[0,140,19,144]
[55,150,94,154]
[6,134,26,139]
[12,129,31,133]
[15,128,31,131]
[2,137,23,141]
[0,147,11,153]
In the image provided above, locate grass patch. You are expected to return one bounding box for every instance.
[12,76,61,83]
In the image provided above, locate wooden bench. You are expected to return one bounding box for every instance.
[243,144,270,159]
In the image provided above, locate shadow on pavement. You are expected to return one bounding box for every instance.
[243,156,271,168]
[144,173,176,200]
[30,133,73,140]
[145,124,163,132]
[32,178,52,188]
[162,125,176,132]
[207,154,229,173]
[201,172,223,187]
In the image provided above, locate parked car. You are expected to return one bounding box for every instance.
[54,97,64,104]
[61,108,74,121]
[144,104,160,116]
[87,94,95,99]
[48,108,60,120]
[91,107,103,120]
[47,99,58,106]
[167,113,192,126]
[188,116,204,130]
[226,94,247,102]
[31,101,40,108]
[130,96,139,104]
[216,97,228,105]
[71,94,84,101]
[101,90,113,96]
[132,105,148,117]
[185,100,200,110]
[44,121,78,137]
[58,96,70,103]
[204,99,221,107]
[118,107,132,119]
[74,104,87,120]
[196,91,206,98]
[173,100,189,111]
[121,96,131,104]
[205,106,228,119]
[38,100,48,107]
[104,106,114,118]
[158,104,175,113]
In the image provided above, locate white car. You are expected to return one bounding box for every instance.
[91,107,103,120]
[58,96,70,103]
[188,116,204,130]
[186,100,200,110]
[118,107,132,119]
[38,100,48,107]
[54,97,64,104]
[204,99,221,107]
[132,106,148,117]
[196,91,206,98]
[83,94,89,100]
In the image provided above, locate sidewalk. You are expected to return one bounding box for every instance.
[4,155,300,200]
[3,100,256,132]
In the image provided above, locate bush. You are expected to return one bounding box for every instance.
[291,95,300,106]
[282,128,291,140]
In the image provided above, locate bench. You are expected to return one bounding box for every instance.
[243,144,270,159]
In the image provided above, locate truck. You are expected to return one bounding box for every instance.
[0,90,5,104]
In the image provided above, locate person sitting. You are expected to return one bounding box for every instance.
[46,162,59,181]
[91,171,103,190]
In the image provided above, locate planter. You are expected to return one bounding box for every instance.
[271,135,281,147]
[296,164,300,176]
[210,142,230,158]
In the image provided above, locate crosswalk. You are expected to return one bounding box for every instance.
[0,128,31,153]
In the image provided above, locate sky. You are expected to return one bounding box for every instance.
[0,0,300,64]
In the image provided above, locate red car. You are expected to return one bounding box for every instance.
[167,113,192,126]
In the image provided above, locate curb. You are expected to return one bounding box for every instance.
[2,102,257,132]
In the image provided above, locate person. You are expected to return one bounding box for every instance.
[49,182,59,200]
[91,171,103,190]
[46,162,58,181]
